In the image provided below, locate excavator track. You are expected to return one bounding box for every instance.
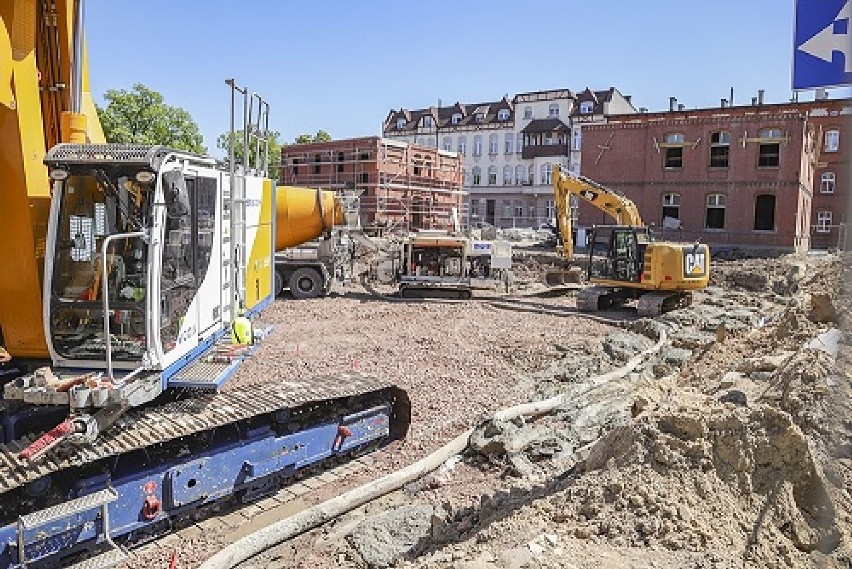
[0,373,408,496]
[636,291,693,317]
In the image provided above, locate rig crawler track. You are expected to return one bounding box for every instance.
[0,374,410,569]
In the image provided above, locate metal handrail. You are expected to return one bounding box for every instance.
[101,231,144,381]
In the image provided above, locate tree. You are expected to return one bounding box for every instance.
[216,129,283,180]
[293,130,333,144]
[97,83,205,154]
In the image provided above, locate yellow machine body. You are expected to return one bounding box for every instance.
[0,0,103,358]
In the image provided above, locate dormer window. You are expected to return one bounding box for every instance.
[422,116,433,128]
[451,113,462,125]
[579,101,594,114]
[497,109,510,121]
[396,118,407,130]
[475,113,485,123]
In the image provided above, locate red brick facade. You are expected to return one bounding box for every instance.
[579,99,850,253]
[280,137,464,231]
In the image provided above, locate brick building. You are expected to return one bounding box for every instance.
[578,97,851,253]
[280,137,464,232]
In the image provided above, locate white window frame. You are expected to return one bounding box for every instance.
[516,133,523,154]
[488,165,497,185]
[816,211,832,233]
[451,113,462,125]
[442,137,452,152]
[458,136,466,155]
[540,163,553,185]
[472,166,481,185]
[505,133,514,154]
[503,165,512,185]
[705,193,726,229]
[473,135,482,156]
[572,129,582,151]
[820,172,836,193]
[514,164,525,185]
[524,106,532,119]
[825,129,839,153]
[396,118,407,129]
[528,164,535,185]
[580,101,594,114]
[489,134,498,155]
[498,109,510,121]
[422,116,433,128]
[548,103,559,117]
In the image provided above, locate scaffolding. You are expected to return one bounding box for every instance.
[280,137,467,234]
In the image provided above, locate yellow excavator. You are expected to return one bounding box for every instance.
[552,164,710,316]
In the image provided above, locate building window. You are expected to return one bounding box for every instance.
[540,163,553,185]
[452,113,462,125]
[572,129,582,151]
[754,194,776,230]
[337,151,345,173]
[546,200,556,220]
[458,136,466,155]
[489,134,498,155]
[396,118,407,130]
[498,109,510,121]
[488,166,497,185]
[503,165,512,185]
[442,137,452,152]
[661,193,681,224]
[820,172,836,193]
[528,164,535,185]
[473,135,482,156]
[472,166,481,185]
[816,211,832,233]
[358,172,369,184]
[516,133,523,154]
[514,200,524,218]
[502,201,512,220]
[664,133,684,168]
[580,101,594,114]
[705,194,726,229]
[549,103,559,116]
[313,154,322,174]
[758,128,782,167]
[515,164,525,185]
[422,115,433,128]
[524,106,532,119]
[544,133,555,145]
[709,131,730,167]
[505,133,514,154]
[475,112,485,123]
[825,129,839,153]
[291,158,300,176]
[462,168,469,186]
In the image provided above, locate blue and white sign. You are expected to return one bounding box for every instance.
[793,0,852,90]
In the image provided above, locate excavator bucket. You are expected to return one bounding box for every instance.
[542,266,585,287]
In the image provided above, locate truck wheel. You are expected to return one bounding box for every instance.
[274,269,285,297]
[289,268,322,299]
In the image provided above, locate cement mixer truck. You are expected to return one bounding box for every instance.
[273,185,351,299]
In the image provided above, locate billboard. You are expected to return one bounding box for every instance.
[793,0,852,90]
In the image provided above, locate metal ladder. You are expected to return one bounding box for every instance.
[17,487,127,568]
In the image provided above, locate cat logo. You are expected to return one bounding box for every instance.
[683,248,706,277]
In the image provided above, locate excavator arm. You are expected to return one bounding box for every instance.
[551,164,643,259]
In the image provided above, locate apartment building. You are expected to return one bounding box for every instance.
[382,88,636,229]
[280,137,463,232]
[579,96,851,253]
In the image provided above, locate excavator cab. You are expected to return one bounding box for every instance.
[588,225,652,284]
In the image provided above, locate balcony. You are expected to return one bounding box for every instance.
[522,144,569,160]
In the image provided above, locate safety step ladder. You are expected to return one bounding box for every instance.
[17,487,127,568]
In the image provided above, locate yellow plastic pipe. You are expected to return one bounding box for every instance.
[275,186,342,250]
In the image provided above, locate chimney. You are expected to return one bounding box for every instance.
[669,97,677,112]
[751,97,758,106]
[721,99,728,108]
[678,104,685,111]
[758,89,765,105]
[639,107,648,113]
[730,87,734,106]
[624,95,632,104]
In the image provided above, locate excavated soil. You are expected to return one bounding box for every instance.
[126,253,851,569]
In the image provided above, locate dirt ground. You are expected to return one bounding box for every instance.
[133,252,850,569]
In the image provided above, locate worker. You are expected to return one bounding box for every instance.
[0,345,10,364]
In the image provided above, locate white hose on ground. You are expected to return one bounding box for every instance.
[199,329,667,569]
[199,429,473,569]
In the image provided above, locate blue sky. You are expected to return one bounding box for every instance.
[85,0,847,156]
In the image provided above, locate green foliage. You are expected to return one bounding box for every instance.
[97,83,205,154]
[216,129,283,180]
[293,130,333,144]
